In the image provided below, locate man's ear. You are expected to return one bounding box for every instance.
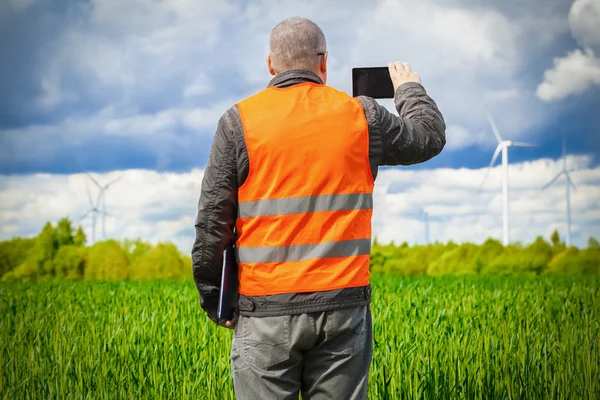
[320,52,328,73]
[266,54,276,76]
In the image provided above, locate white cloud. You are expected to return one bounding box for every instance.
[36,73,76,109]
[17,0,575,157]
[0,169,203,253]
[372,155,600,247]
[537,0,600,101]
[1,157,599,254]
[34,0,233,108]
[569,0,600,51]
[319,0,564,148]
[445,125,489,150]
[183,72,213,98]
[537,48,600,101]
[484,89,520,102]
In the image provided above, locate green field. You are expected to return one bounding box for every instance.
[1,276,599,399]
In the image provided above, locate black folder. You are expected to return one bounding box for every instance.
[217,244,239,322]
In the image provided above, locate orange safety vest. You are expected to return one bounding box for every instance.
[235,82,374,297]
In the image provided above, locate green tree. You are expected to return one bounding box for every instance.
[547,248,596,275]
[550,229,566,255]
[550,230,561,246]
[85,240,130,280]
[588,237,599,250]
[427,243,479,275]
[53,245,86,280]
[74,227,87,247]
[472,238,504,273]
[4,223,58,280]
[38,222,58,260]
[55,217,75,247]
[130,243,189,280]
[484,237,552,275]
[2,258,39,280]
[0,237,35,278]
[122,239,153,264]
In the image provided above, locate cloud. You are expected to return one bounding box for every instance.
[569,0,600,50]
[537,0,600,101]
[2,157,599,255]
[537,49,600,101]
[331,0,569,146]
[0,169,203,253]
[0,0,583,175]
[372,155,600,247]
[0,99,236,173]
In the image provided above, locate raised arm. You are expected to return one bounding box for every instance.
[359,62,446,168]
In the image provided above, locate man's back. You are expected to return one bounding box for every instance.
[192,17,446,400]
[235,82,374,298]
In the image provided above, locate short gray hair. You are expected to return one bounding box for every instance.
[269,17,327,73]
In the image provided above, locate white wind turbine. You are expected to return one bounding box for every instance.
[80,173,121,243]
[480,105,536,246]
[542,137,576,247]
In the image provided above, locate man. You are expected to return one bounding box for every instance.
[192,17,445,400]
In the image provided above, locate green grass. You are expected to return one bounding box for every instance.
[1,276,599,399]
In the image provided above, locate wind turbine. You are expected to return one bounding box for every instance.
[81,173,121,243]
[80,178,101,244]
[542,137,576,247]
[480,105,536,246]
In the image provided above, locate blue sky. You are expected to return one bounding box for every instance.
[1,0,599,250]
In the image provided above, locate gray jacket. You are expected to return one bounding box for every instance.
[192,70,446,322]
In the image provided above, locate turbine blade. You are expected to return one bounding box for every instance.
[566,173,577,191]
[79,209,91,221]
[95,189,104,208]
[86,172,102,188]
[104,176,122,189]
[483,104,503,144]
[480,145,503,189]
[85,179,93,206]
[489,145,502,169]
[542,171,563,190]
[511,142,538,148]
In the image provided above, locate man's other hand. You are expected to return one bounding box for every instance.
[219,311,238,329]
[388,62,421,92]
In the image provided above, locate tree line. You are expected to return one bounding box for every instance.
[371,231,600,276]
[1,218,191,281]
[1,218,598,281]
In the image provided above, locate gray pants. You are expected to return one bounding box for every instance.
[230,305,373,400]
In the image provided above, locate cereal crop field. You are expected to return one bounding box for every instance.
[1,276,599,399]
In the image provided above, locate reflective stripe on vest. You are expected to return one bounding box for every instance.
[238,193,373,218]
[237,238,372,264]
[235,82,374,296]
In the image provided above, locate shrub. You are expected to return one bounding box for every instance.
[547,248,596,275]
[85,240,130,280]
[129,243,189,280]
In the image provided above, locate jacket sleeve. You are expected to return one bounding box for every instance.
[191,108,240,323]
[359,82,446,167]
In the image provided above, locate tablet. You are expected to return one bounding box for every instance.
[217,244,239,322]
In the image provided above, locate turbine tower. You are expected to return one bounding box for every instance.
[481,105,536,246]
[542,136,576,246]
[79,178,102,244]
[81,173,121,243]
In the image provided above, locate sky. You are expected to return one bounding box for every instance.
[1,0,599,252]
